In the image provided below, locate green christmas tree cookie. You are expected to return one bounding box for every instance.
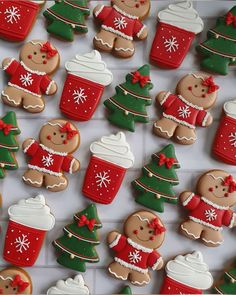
[104,64,153,132]
[0,112,20,179]
[214,259,236,294]
[118,286,132,294]
[43,0,90,41]
[53,203,102,272]
[132,144,180,213]
[197,6,236,75]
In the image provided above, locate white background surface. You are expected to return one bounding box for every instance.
[0,0,236,294]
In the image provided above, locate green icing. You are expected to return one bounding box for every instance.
[132,144,180,213]
[214,260,236,294]
[44,0,90,41]
[53,204,102,272]
[118,286,132,294]
[104,64,153,132]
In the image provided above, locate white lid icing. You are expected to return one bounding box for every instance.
[47,275,89,295]
[90,132,134,169]
[158,1,204,34]
[166,251,213,290]
[224,100,236,119]
[8,194,55,231]
[65,50,113,86]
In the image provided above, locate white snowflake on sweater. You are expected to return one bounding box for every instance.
[164,36,179,53]
[229,132,236,147]
[205,209,217,221]
[15,234,30,253]
[128,250,142,264]
[4,6,21,24]
[178,106,191,118]
[73,88,87,104]
[20,73,33,87]
[95,171,111,188]
[114,16,127,30]
[42,154,54,167]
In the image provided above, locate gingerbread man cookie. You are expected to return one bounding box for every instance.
[1,40,59,113]
[153,72,219,145]
[22,119,80,192]
[0,267,32,294]
[107,210,165,286]
[93,0,150,58]
[180,170,236,247]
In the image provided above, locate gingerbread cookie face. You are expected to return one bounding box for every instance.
[112,0,150,19]
[39,119,80,154]
[177,73,218,109]
[0,267,32,294]
[20,40,59,74]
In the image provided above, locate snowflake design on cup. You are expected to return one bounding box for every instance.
[164,36,179,53]
[73,88,87,104]
[15,234,30,253]
[20,73,34,87]
[205,209,217,222]
[229,132,236,147]
[178,106,191,118]
[42,154,54,167]
[114,16,128,30]
[95,171,111,188]
[4,6,21,24]
[128,250,142,264]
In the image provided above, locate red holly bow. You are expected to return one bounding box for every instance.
[0,120,13,135]
[132,71,150,88]
[60,122,78,140]
[78,215,96,231]
[225,12,236,27]
[158,153,175,169]
[11,275,29,293]
[40,42,58,59]
[202,76,219,94]
[223,175,236,193]
[149,218,166,236]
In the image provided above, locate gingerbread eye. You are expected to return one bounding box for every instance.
[61,134,65,138]
[149,230,153,234]
[202,89,205,92]
[223,188,226,192]
[5,285,9,289]
[215,185,218,189]
[34,51,37,55]
[53,132,56,136]
[194,85,198,88]
[42,55,46,59]
[140,226,144,230]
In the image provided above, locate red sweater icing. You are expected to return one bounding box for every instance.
[3,59,53,97]
[109,234,161,273]
[95,5,145,41]
[24,140,74,177]
[160,93,209,129]
[183,194,235,231]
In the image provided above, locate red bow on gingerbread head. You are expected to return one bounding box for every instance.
[78,215,96,231]
[223,175,236,193]
[225,12,236,27]
[60,122,78,140]
[202,76,219,94]
[158,153,175,169]
[132,71,150,88]
[11,275,29,293]
[0,120,13,135]
[40,42,58,59]
[148,218,166,236]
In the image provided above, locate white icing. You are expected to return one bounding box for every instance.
[166,251,213,289]
[224,100,236,119]
[134,214,150,224]
[207,173,224,181]
[8,194,55,231]
[65,50,113,86]
[158,1,204,34]
[47,275,89,295]
[90,132,134,169]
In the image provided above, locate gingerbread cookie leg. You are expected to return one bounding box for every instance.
[94,30,116,53]
[22,93,45,113]
[201,227,224,247]
[175,125,197,145]
[114,37,135,58]
[129,270,150,286]
[44,174,68,192]
[108,262,130,281]
[22,169,43,188]
[180,220,203,240]
[1,87,22,108]
[153,118,178,139]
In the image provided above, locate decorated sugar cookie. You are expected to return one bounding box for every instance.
[153,72,218,145]
[104,64,153,132]
[118,286,132,294]
[160,251,213,294]
[22,119,80,192]
[3,194,55,267]
[214,258,236,294]
[43,0,90,41]
[0,267,32,294]
[0,1,45,42]
[47,275,89,294]
[180,170,236,247]
[93,0,150,58]
[107,210,165,286]
[197,6,236,75]
[53,204,102,272]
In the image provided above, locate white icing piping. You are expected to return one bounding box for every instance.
[1,91,21,105]
[202,112,210,127]
[182,193,194,207]
[136,25,146,38]
[189,216,223,231]
[177,135,197,141]
[94,36,113,48]
[108,267,127,280]
[23,104,43,110]
[8,82,41,98]
[181,224,200,239]
[46,9,86,28]
[113,5,138,19]
[200,44,236,59]
[190,73,205,80]
[115,47,135,52]
[24,139,35,154]
[144,166,179,183]
[114,257,148,273]
[3,58,15,71]
[94,5,104,17]
[163,113,195,129]
[202,237,223,245]
[178,95,204,110]
[160,91,171,106]
[43,122,63,128]
[130,278,150,285]
[0,275,13,281]
[119,85,151,100]
[20,61,46,75]
[153,124,173,137]
[46,180,67,190]
[133,214,150,224]
[207,173,224,181]
[109,234,121,248]
[152,257,162,270]
[22,176,42,185]
[127,238,152,253]
[30,41,43,46]
[102,25,133,41]
[69,158,75,174]
[64,227,100,244]
[40,144,67,156]
[45,80,55,95]
[108,98,148,117]
[229,213,236,229]
[201,196,229,210]
[28,164,62,177]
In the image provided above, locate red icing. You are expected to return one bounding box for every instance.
[160,276,202,294]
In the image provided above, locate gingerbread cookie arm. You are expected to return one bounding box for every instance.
[2,58,19,75]
[93,5,111,21]
[40,76,57,96]
[156,92,176,110]
[62,156,80,174]
[147,251,163,271]
[22,139,39,157]
[222,210,236,228]
[196,110,213,127]
[134,20,148,40]
[180,192,201,210]
[107,231,125,249]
